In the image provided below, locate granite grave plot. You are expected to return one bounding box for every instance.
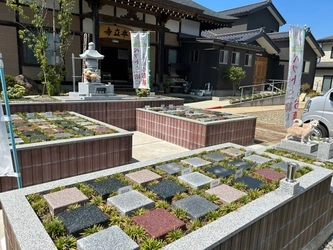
[203,152,229,162]
[20,147,317,249]
[181,157,212,168]
[156,163,184,175]
[232,176,264,189]
[178,172,213,189]
[205,165,235,178]
[253,168,286,183]
[125,169,162,185]
[243,154,273,164]
[270,162,289,172]
[86,178,128,199]
[221,147,244,157]
[147,180,188,201]
[228,159,255,170]
[107,190,155,216]
[77,226,139,250]
[132,208,186,238]
[43,187,89,214]
[57,204,109,236]
[206,184,247,204]
[172,195,219,219]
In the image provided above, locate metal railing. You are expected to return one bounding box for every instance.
[238,79,287,102]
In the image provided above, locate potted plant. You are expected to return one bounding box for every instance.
[163,79,173,94]
[222,66,246,96]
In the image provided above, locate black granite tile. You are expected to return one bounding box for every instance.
[57,204,109,236]
[228,159,255,170]
[148,180,187,201]
[232,176,264,189]
[205,165,235,177]
[86,178,127,199]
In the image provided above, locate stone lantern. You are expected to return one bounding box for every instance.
[80,42,104,83]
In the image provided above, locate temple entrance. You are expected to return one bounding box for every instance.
[100,46,131,82]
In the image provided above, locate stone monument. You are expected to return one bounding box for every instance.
[69,42,121,100]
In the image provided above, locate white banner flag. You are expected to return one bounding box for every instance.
[284,26,305,128]
[130,32,150,89]
[0,106,16,176]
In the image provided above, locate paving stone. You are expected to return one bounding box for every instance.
[39,124,58,129]
[43,187,89,214]
[76,130,94,136]
[221,148,244,157]
[156,163,184,175]
[21,130,43,136]
[77,226,139,250]
[203,152,228,162]
[53,132,73,139]
[17,126,36,132]
[30,134,51,142]
[107,190,154,216]
[125,169,162,185]
[57,204,109,235]
[27,118,46,123]
[243,154,272,164]
[228,159,255,170]
[233,176,264,189]
[86,178,128,199]
[178,172,213,189]
[205,166,235,177]
[148,180,187,201]
[132,208,185,238]
[206,184,247,203]
[77,121,94,126]
[253,168,286,183]
[172,195,219,219]
[181,157,212,168]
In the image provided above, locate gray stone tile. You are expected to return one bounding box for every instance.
[205,166,235,177]
[203,152,228,162]
[53,132,73,139]
[77,226,139,250]
[172,195,219,219]
[243,154,272,164]
[57,204,109,235]
[43,187,89,214]
[107,190,154,216]
[181,157,212,168]
[26,118,45,123]
[178,172,213,189]
[206,184,247,203]
[156,163,184,175]
[86,178,127,199]
[221,148,244,157]
[148,180,188,201]
[125,169,162,185]
[270,162,288,172]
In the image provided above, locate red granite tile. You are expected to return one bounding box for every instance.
[253,168,286,183]
[132,209,185,238]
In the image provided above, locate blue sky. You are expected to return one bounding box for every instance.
[194,0,331,40]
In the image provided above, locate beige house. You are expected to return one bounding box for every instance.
[314,35,333,93]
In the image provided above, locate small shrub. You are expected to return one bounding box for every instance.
[0,74,17,91]
[80,224,104,237]
[140,238,165,250]
[54,235,76,250]
[124,225,147,243]
[165,229,184,243]
[1,84,25,99]
[43,217,65,239]
[136,88,150,97]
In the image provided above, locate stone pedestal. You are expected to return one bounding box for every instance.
[278,139,318,154]
[69,82,121,100]
[317,142,333,161]
[278,178,300,195]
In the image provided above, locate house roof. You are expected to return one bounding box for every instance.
[267,30,325,57]
[316,61,333,69]
[317,35,333,43]
[218,0,286,26]
[201,28,280,54]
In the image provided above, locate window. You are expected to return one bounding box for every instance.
[322,76,333,94]
[22,33,60,65]
[231,51,240,65]
[219,50,228,64]
[189,50,199,63]
[331,47,333,58]
[168,49,177,64]
[302,61,310,73]
[244,54,253,67]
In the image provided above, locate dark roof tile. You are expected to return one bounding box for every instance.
[218,0,270,16]
[317,35,333,43]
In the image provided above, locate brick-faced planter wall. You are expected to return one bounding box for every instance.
[136,108,257,149]
[0,113,133,192]
[3,98,184,131]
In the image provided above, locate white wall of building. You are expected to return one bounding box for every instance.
[180,19,200,36]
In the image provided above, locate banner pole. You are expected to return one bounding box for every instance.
[148,31,151,90]
[0,53,22,188]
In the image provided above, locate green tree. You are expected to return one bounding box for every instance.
[223,66,246,95]
[6,0,75,95]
